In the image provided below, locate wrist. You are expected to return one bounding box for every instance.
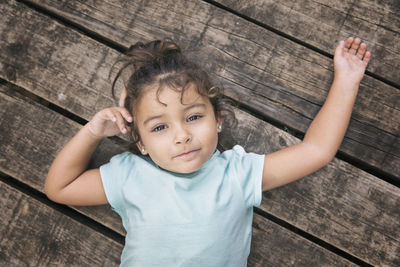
[332,76,360,94]
[83,123,105,141]
[328,79,360,106]
[333,66,366,88]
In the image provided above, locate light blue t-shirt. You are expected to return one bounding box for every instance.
[100,145,265,267]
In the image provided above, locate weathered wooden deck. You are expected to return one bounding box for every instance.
[0,0,399,266]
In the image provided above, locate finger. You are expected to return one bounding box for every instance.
[116,107,133,123]
[112,110,128,134]
[363,51,371,65]
[335,40,345,56]
[356,42,367,60]
[119,87,127,107]
[103,108,117,123]
[349,38,361,55]
[344,37,354,52]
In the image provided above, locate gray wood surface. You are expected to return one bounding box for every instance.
[0,83,357,266]
[249,214,356,266]
[10,0,400,180]
[2,62,399,266]
[0,0,398,265]
[215,0,400,86]
[223,109,400,266]
[0,180,122,266]
[0,82,126,234]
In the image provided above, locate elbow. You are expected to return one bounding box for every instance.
[44,182,56,202]
[305,142,336,168]
[44,175,61,203]
[321,152,335,167]
[44,188,63,204]
[318,149,336,167]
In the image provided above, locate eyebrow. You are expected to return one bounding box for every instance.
[143,103,206,126]
[184,103,206,111]
[143,115,163,126]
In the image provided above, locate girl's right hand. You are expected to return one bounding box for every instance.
[87,107,133,138]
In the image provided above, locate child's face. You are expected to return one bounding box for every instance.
[135,85,221,173]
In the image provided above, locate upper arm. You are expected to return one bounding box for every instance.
[262,142,332,192]
[45,168,108,206]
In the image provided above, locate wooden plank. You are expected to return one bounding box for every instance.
[0,180,122,266]
[0,85,357,267]
[215,0,400,86]
[221,109,400,266]
[0,82,126,235]
[2,68,399,266]
[249,214,356,266]
[4,0,399,180]
[0,1,398,264]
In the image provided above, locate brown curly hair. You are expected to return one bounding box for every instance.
[111,38,236,153]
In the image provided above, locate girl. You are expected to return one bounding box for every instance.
[45,37,371,266]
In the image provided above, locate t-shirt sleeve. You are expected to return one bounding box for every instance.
[226,145,265,207]
[99,152,132,213]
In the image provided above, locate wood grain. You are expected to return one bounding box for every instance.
[0,180,122,266]
[0,1,399,264]
[250,214,356,267]
[0,84,358,267]
[222,109,400,266]
[2,73,399,265]
[215,0,400,86]
[6,0,400,180]
[0,82,126,234]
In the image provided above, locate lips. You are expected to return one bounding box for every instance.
[173,149,200,159]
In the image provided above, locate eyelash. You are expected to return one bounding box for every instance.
[151,115,203,132]
[187,114,202,122]
[152,125,167,132]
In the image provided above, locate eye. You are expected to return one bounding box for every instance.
[152,124,167,132]
[187,115,202,122]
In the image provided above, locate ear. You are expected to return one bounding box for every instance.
[132,130,148,155]
[136,141,148,155]
[216,111,222,133]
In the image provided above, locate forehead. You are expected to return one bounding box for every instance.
[137,84,209,113]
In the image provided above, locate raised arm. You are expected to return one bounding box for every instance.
[45,106,132,205]
[262,37,371,191]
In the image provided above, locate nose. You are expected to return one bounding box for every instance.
[174,124,192,145]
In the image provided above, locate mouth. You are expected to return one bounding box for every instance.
[174,149,201,159]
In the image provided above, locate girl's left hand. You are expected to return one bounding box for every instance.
[333,37,371,85]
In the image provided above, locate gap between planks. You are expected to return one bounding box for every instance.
[1,78,367,267]
[2,1,396,266]
[203,0,400,90]
[13,0,400,189]
[0,171,125,245]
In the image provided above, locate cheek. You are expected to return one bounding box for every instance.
[143,134,162,147]
[195,124,218,144]
[143,133,171,156]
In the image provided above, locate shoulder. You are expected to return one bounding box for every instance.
[219,145,260,160]
[107,151,135,165]
[106,151,151,166]
[219,145,265,207]
[218,145,265,175]
[100,152,151,179]
[99,152,152,208]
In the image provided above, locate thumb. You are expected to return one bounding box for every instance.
[335,40,345,57]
